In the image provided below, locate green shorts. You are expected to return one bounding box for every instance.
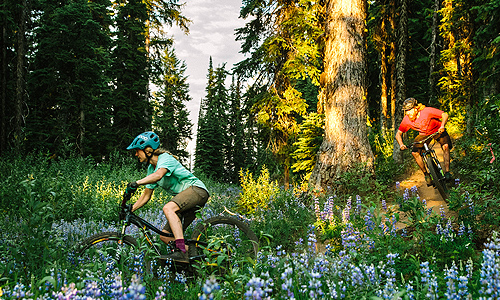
[163,186,209,233]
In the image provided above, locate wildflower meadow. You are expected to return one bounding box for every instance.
[1,154,500,299]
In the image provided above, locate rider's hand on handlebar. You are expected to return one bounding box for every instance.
[125,181,139,195]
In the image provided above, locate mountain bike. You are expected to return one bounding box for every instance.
[404,132,451,201]
[74,189,259,276]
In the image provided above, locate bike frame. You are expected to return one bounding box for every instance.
[118,194,207,257]
[410,132,444,176]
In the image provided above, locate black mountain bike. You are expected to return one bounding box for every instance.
[404,132,451,201]
[75,189,259,275]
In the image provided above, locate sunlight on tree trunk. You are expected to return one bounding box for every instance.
[392,0,408,163]
[309,0,374,191]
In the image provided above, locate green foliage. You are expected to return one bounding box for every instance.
[237,166,278,215]
[251,188,314,253]
[0,153,140,220]
[27,0,114,157]
[291,112,324,182]
[324,163,396,203]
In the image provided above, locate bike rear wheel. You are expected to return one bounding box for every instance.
[75,232,151,275]
[189,216,259,269]
[426,156,449,201]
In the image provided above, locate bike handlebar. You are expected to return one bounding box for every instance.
[402,131,440,150]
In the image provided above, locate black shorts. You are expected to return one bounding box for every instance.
[412,130,452,154]
[162,186,209,233]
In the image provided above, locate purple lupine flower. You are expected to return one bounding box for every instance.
[405,282,415,300]
[244,272,274,300]
[444,262,459,299]
[439,205,446,218]
[200,275,220,300]
[308,272,324,298]
[410,185,418,195]
[355,195,362,215]
[381,199,387,211]
[458,222,465,236]
[281,267,295,299]
[403,189,410,201]
[364,210,375,231]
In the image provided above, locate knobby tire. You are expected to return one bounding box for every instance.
[76,232,151,274]
[426,157,449,201]
[189,216,259,264]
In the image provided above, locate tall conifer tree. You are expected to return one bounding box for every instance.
[112,0,150,148]
[152,46,192,164]
[28,0,113,156]
[195,59,228,180]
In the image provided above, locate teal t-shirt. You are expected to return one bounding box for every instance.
[145,153,207,195]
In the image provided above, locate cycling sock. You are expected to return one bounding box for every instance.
[175,239,186,253]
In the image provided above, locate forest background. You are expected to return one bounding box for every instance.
[1,0,500,191]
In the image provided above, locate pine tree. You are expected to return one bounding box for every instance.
[195,59,229,180]
[27,0,113,157]
[151,46,193,164]
[111,0,150,149]
[226,75,246,183]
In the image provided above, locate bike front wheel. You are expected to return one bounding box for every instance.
[75,232,151,275]
[426,156,449,201]
[189,216,259,268]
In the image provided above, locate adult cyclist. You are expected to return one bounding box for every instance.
[125,131,209,262]
[395,98,453,185]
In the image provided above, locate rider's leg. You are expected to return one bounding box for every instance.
[412,151,427,174]
[441,143,450,172]
[162,201,185,248]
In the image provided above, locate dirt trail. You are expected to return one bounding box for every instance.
[393,146,453,229]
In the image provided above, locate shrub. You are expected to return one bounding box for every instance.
[237,166,278,215]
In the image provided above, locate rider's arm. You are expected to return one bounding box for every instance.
[131,168,167,211]
[439,112,449,133]
[137,167,168,185]
[132,188,154,211]
[395,130,407,150]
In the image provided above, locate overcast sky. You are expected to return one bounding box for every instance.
[168,0,247,155]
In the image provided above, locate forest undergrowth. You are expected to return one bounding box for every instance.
[1,132,500,299]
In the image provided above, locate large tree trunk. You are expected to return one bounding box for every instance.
[428,0,440,106]
[389,0,397,131]
[380,10,389,135]
[392,0,408,163]
[14,0,26,150]
[309,0,374,191]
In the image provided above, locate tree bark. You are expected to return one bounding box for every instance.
[14,0,26,150]
[392,0,408,163]
[389,0,397,131]
[428,0,440,106]
[309,0,374,191]
[380,9,389,135]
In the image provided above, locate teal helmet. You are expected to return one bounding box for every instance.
[127,131,160,150]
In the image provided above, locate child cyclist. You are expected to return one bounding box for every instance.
[125,131,209,262]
